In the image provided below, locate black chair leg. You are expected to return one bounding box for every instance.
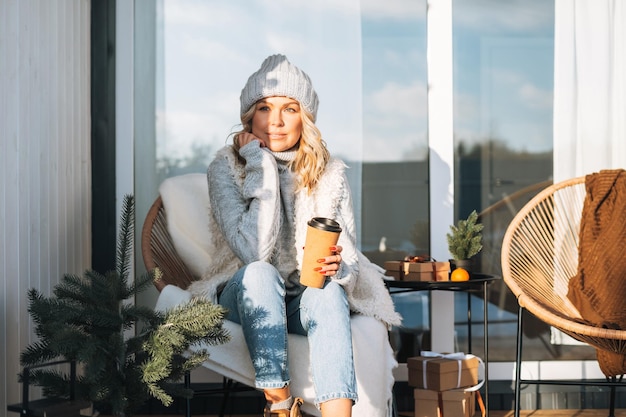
[514,305,524,417]
[184,371,192,417]
[608,376,616,417]
[219,377,232,417]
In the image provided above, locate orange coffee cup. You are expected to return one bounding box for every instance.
[300,217,342,288]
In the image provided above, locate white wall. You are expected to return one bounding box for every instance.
[0,0,91,411]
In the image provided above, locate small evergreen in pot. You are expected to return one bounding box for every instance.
[446,210,484,272]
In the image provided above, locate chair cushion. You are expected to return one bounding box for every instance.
[156,174,397,415]
[158,173,213,278]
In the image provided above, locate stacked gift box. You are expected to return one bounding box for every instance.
[408,352,482,417]
[384,257,450,282]
[413,390,475,417]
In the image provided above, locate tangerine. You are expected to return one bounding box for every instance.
[450,267,470,282]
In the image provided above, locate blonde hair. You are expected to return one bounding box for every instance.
[232,102,330,193]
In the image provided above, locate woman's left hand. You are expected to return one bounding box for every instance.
[316,245,343,277]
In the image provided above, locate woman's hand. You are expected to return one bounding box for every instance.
[236,132,266,148]
[315,245,343,277]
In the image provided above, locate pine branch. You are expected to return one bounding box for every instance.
[20,341,58,366]
[140,299,230,406]
[116,195,134,281]
[124,270,156,301]
[23,369,74,399]
[53,273,94,304]
[45,327,90,357]
[120,304,161,330]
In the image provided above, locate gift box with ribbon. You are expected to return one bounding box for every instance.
[414,388,479,417]
[384,258,450,282]
[407,351,481,391]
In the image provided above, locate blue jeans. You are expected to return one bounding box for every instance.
[218,261,357,406]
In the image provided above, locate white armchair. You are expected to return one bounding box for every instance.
[141,173,397,417]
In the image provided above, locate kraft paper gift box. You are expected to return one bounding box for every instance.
[402,261,450,282]
[384,260,450,281]
[414,388,476,417]
[384,260,403,280]
[408,352,480,391]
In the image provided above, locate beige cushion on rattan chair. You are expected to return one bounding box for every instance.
[141,173,397,417]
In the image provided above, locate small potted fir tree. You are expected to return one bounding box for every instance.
[446,210,484,275]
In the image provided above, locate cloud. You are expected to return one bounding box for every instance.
[519,83,553,110]
[486,66,553,111]
[156,89,241,159]
[454,0,553,33]
[265,33,308,57]
[361,0,425,20]
[164,0,359,28]
[176,35,247,65]
[368,81,427,125]
[361,81,428,161]
[163,1,243,27]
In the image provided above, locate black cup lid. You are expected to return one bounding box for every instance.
[308,217,342,232]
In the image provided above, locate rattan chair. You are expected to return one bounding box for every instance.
[501,176,626,417]
[141,174,399,417]
[142,196,196,292]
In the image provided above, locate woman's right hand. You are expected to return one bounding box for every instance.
[236,132,266,148]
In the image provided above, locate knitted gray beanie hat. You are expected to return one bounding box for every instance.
[240,54,319,121]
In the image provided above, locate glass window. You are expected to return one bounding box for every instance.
[452,0,594,362]
[137,0,362,181]
[360,1,429,363]
[133,0,430,349]
[134,0,591,366]
[360,2,429,263]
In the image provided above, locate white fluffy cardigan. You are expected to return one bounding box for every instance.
[188,145,401,328]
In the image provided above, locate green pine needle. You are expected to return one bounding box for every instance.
[139,299,230,405]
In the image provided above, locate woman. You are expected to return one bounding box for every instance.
[194,54,401,417]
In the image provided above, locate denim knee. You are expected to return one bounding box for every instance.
[301,280,349,320]
[237,261,286,298]
[219,261,285,323]
[240,260,282,284]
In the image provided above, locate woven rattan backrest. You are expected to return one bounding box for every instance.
[141,196,198,292]
[501,176,626,347]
